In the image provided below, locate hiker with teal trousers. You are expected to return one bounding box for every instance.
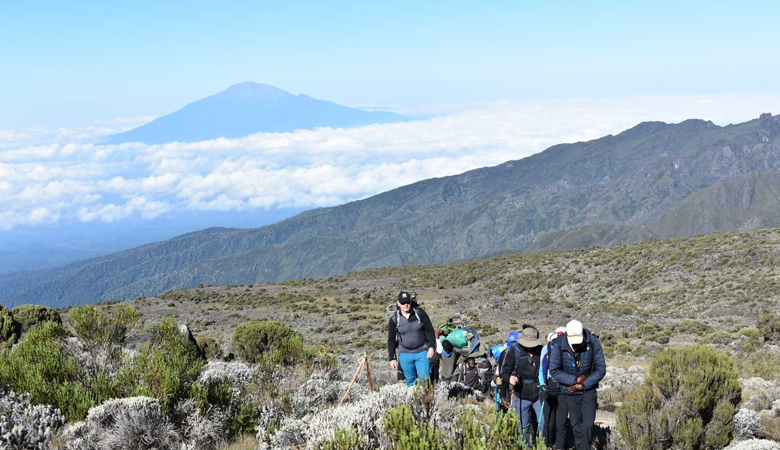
[387,291,436,386]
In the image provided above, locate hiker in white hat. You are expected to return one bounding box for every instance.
[548,320,606,450]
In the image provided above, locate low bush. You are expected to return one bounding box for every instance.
[118,317,205,414]
[10,304,62,334]
[316,427,371,450]
[0,305,19,348]
[67,304,141,350]
[62,397,179,450]
[617,345,741,450]
[758,313,780,342]
[0,322,107,421]
[231,320,303,365]
[198,336,224,360]
[0,389,65,450]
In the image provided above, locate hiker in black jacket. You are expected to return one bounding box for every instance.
[500,326,545,446]
[550,320,607,450]
[387,291,436,386]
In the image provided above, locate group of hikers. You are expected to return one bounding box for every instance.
[387,291,607,450]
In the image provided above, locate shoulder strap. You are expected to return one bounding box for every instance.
[395,310,401,341]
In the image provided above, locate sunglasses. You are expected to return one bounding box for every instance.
[398,299,411,305]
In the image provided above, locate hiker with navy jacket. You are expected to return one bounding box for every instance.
[387,291,436,386]
[549,320,607,450]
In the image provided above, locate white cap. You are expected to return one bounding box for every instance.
[566,320,584,345]
[546,332,557,342]
[555,326,567,334]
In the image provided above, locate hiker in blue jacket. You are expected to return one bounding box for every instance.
[549,320,606,450]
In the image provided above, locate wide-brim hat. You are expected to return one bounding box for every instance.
[518,326,544,348]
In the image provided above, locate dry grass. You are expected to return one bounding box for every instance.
[218,433,258,450]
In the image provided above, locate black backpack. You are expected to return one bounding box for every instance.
[545,342,561,396]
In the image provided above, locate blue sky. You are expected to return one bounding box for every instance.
[2,0,779,127]
[1,0,780,269]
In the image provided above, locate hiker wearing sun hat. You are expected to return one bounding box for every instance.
[499,326,545,446]
[549,320,606,450]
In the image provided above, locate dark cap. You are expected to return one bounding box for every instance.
[398,291,412,304]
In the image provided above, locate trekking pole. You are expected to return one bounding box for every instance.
[338,357,365,407]
[364,352,374,393]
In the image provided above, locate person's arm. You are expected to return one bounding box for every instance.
[387,316,397,361]
[417,309,436,349]
[550,344,578,387]
[497,351,508,399]
[499,347,515,386]
[539,347,548,386]
[582,339,607,390]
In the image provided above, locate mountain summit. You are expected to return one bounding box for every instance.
[106,82,403,144]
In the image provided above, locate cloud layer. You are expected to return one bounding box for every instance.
[1,93,778,231]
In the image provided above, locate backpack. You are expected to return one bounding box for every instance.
[545,342,561,396]
[455,361,482,391]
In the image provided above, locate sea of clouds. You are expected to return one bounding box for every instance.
[1,93,778,231]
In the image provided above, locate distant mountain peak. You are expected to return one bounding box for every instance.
[105,83,403,144]
[218,82,293,100]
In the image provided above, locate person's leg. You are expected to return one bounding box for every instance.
[519,399,535,446]
[414,351,431,383]
[580,389,598,447]
[564,394,588,450]
[555,396,569,450]
[532,399,542,446]
[398,352,417,386]
[544,396,556,447]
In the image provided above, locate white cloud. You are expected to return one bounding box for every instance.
[0,93,778,231]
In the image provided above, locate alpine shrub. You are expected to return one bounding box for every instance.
[10,304,62,334]
[384,404,450,450]
[316,427,371,450]
[231,320,303,364]
[198,336,223,360]
[62,397,179,450]
[118,317,205,414]
[0,305,19,348]
[68,304,141,349]
[617,345,741,450]
[0,321,102,421]
[759,313,780,342]
[0,389,65,450]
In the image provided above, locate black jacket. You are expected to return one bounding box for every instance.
[387,306,436,361]
[499,344,542,402]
